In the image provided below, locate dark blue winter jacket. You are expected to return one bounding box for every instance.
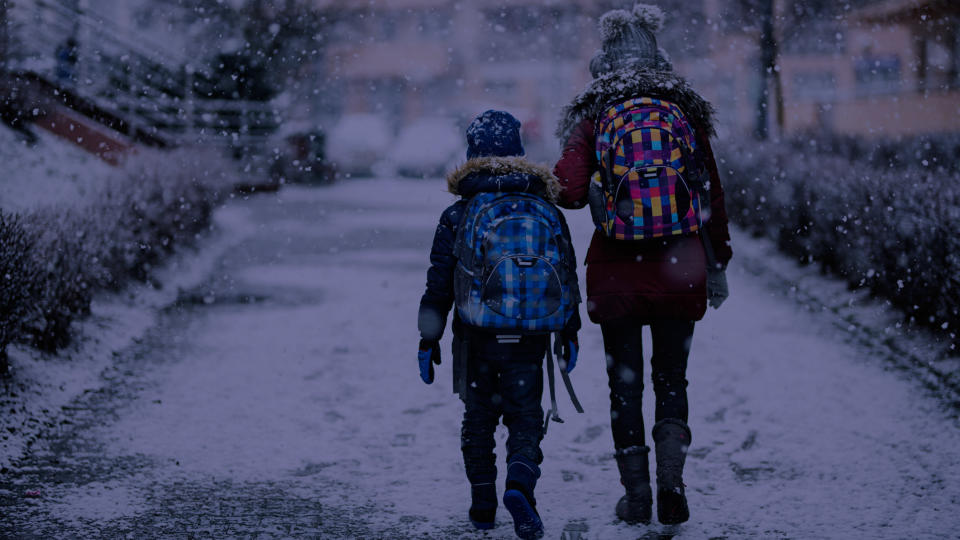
[417,156,579,342]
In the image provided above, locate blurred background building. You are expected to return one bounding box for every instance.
[2,0,958,168]
[318,0,610,160]
[742,0,960,137]
[316,0,959,159]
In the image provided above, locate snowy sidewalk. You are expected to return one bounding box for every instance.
[2,178,959,539]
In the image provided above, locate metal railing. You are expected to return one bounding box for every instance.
[5,0,279,147]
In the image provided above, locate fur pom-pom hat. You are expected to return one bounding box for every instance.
[598,9,636,43]
[631,3,665,32]
[593,3,668,77]
[559,4,715,142]
[598,4,665,42]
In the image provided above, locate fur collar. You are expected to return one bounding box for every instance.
[556,66,716,142]
[446,156,562,203]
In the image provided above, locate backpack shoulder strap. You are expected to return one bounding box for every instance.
[664,105,720,269]
[594,100,623,187]
[675,125,720,270]
[543,340,562,434]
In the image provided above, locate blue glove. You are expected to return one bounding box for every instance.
[418,338,441,384]
[556,332,578,373]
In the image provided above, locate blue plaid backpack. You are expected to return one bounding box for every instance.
[453,192,578,334]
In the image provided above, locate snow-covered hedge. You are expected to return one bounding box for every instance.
[718,134,960,346]
[823,133,960,174]
[0,213,33,361]
[0,149,236,369]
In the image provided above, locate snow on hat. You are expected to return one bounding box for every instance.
[631,3,666,32]
[465,110,524,159]
[599,4,665,42]
[591,3,667,77]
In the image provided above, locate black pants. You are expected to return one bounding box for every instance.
[460,332,547,486]
[600,318,694,451]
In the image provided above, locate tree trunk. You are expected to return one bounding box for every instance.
[755,0,778,140]
[0,0,8,72]
[772,54,785,136]
[914,31,928,93]
[949,26,959,90]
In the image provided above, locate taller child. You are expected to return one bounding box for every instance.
[418,110,580,540]
[553,4,733,526]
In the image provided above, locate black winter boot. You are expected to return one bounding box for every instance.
[653,419,692,525]
[469,482,497,530]
[503,455,544,540]
[614,446,652,524]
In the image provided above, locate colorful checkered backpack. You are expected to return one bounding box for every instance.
[453,192,578,334]
[589,97,706,241]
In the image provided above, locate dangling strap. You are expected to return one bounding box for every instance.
[543,333,586,435]
[554,334,584,414]
[543,339,563,435]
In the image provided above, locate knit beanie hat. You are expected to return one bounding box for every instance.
[465,110,524,159]
[590,3,672,77]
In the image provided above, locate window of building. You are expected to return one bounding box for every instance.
[478,6,579,62]
[792,70,837,102]
[854,55,901,96]
[418,9,451,38]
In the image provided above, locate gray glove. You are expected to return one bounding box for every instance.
[706,268,729,309]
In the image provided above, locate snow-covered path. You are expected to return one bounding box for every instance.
[2,178,959,539]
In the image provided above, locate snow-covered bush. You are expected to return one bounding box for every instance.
[21,210,97,352]
[718,134,960,346]
[817,133,960,174]
[0,147,239,359]
[92,148,231,288]
[0,212,33,372]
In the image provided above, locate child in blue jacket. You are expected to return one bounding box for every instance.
[417,110,580,540]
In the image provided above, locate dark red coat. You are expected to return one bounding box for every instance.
[553,117,733,324]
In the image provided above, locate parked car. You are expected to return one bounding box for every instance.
[270,129,337,185]
[388,117,461,178]
[327,114,392,177]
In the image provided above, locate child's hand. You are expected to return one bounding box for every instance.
[418,338,441,384]
[556,331,579,373]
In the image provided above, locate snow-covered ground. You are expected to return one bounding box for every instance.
[2,177,959,539]
[0,202,256,471]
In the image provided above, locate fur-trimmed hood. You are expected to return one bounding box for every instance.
[446,156,562,203]
[556,66,716,142]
